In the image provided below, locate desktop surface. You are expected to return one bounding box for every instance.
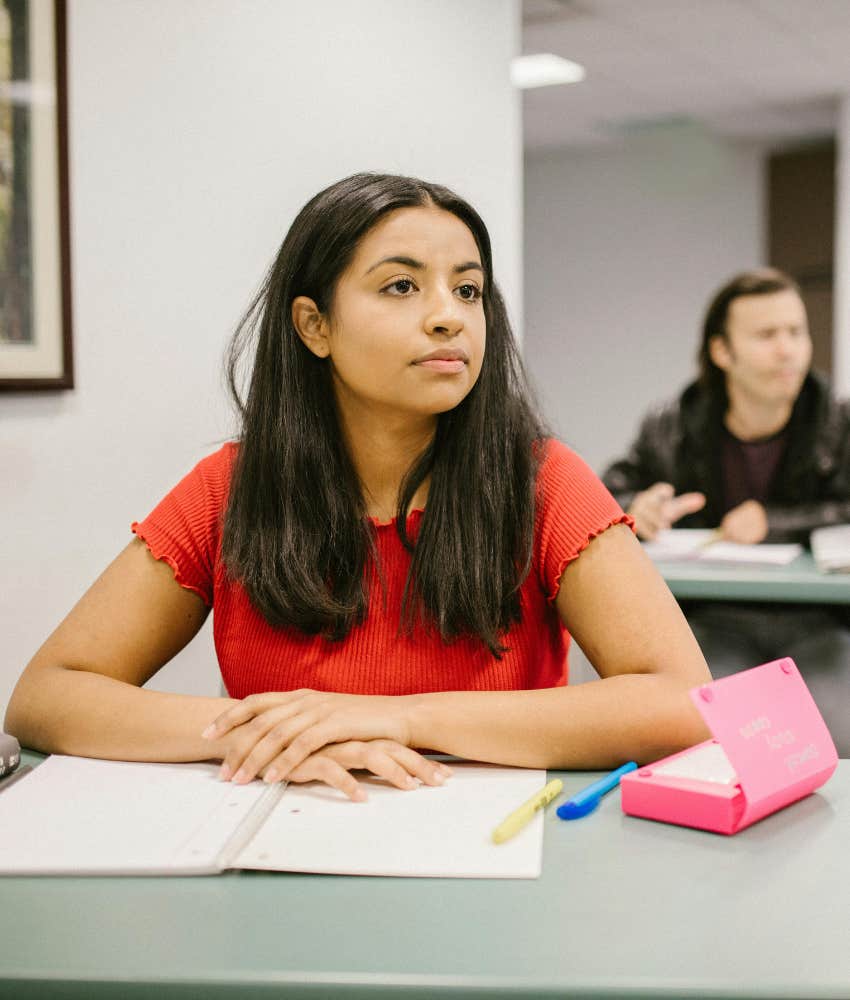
[657,550,850,603]
[1,753,849,1000]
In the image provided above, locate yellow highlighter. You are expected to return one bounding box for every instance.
[491,778,564,844]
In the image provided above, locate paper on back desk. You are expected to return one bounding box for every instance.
[811,524,850,572]
[642,529,717,560]
[643,529,801,566]
[698,541,802,565]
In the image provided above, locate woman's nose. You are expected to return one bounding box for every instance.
[424,289,463,336]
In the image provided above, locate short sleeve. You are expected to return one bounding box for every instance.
[131,443,237,606]
[534,439,634,603]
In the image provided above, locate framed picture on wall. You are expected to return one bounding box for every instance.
[0,0,72,390]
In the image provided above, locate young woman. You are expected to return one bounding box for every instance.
[5,173,710,800]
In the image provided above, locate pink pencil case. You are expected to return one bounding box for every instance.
[620,658,838,835]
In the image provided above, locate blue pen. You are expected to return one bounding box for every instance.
[556,761,638,820]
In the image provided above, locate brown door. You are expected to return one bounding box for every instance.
[767,142,835,377]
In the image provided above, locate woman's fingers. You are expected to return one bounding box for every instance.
[201,694,272,739]
[265,739,452,789]
[376,743,453,787]
[269,741,453,800]
[263,722,348,780]
[310,741,419,792]
[217,701,317,780]
[226,708,325,784]
[351,742,419,790]
[229,702,410,784]
[201,690,310,739]
[286,754,367,802]
[213,693,416,785]
[357,742,441,791]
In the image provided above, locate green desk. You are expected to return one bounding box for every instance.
[657,551,850,603]
[2,753,849,999]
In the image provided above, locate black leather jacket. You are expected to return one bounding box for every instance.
[602,373,850,543]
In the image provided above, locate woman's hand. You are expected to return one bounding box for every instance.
[282,739,451,801]
[202,690,421,786]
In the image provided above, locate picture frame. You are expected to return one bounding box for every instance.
[0,0,72,390]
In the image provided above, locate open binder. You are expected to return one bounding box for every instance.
[620,658,838,834]
[0,756,545,878]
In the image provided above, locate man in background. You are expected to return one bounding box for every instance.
[603,267,850,754]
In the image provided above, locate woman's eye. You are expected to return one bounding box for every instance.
[384,278,416,295]
[456,283,482,301]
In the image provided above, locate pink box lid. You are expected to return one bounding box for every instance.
[690,658,838,828]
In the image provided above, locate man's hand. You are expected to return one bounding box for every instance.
[628,482,706,540]
[719,500,768,544]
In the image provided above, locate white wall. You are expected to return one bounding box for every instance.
[523,122,764,474]
[836,95,850,398]
[0,0,521,713]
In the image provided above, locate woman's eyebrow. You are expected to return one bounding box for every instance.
[365,255,423,275]
[455,261,484,276]
[364,256,484,276]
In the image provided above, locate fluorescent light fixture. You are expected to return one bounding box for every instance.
[510,53,586,89]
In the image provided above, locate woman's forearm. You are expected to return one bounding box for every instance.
[407,673,709,770]
[4,665,238,763]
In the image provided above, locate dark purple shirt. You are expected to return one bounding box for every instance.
[721,425,789,514]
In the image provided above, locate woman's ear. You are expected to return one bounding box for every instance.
[291,296,330,358]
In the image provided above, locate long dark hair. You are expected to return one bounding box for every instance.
[698,267,801,402]
[223,172,546,656]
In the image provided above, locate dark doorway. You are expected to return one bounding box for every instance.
[767,141,835,377]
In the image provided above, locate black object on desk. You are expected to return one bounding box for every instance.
[0,732,21,779]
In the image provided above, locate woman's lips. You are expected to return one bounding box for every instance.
[413,349,469,374]
[415,358,467,374]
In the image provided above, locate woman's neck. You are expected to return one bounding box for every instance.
[337,398,436,521]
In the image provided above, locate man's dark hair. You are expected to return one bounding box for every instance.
[698,267,802,401]
[223,172,546,657]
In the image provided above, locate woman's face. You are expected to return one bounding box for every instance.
[309,205,487,425]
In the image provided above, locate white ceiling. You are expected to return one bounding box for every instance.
[522,0,850,150]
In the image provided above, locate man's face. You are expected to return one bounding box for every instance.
[709,289,812,410]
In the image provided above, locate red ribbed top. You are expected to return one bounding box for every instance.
[132,440,631,697]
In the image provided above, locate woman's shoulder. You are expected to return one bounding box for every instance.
[141,441,240,523]
[183,441,240,497]
[535,437,601,492]
[531,438,633,599]
[194,440,239,474]
[533,435,628,534]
